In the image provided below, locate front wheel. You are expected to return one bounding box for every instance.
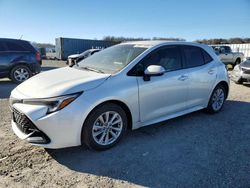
[82,103,127,150]
[206,85,226,113]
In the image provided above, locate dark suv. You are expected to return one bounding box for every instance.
[0,38,41,83]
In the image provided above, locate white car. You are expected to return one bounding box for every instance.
[10,41,229,150]
[67,49,101,66]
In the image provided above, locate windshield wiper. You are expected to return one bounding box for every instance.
[80,66,105,74]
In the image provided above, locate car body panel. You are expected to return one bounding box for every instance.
[15,67,111,98]
[137,68,188,122]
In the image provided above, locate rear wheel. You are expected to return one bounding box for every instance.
[82,103,127,150]
[10,65,32,83]
[206,85,226,113]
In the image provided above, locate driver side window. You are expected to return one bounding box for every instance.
[140,46,182,72]
[128,45,183,76]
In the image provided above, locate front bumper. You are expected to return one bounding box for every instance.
[29,63,41,75]
[10,95,92,149]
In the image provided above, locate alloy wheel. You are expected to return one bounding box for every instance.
[92,111,123,146]
[212,88,225,111]
[14,68,30,82]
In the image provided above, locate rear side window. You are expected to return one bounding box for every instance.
[22,41,37,52]
[182,46,204,68]
[5,41,28,51]
[0,42,6,52]
[201,49,213,63]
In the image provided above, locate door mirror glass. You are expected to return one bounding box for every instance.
[144,65,166,76]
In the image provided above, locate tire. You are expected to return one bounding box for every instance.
[10,65,32,83]
[82,103,127,150]
[206,85,226,114]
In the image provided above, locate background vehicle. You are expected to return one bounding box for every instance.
[67,49,101,66]
[10,41,229,150]
[211,45,244,68]
[231,59,250,84]
[0,38,41,83]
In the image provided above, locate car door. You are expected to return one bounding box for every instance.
[134,45,188,123]
[0,41,10,76]
[181,45,217,109]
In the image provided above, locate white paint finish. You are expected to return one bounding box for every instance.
[10,41,229,149]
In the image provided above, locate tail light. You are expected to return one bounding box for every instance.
[36,52,41,64]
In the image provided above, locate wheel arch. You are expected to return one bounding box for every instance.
[82,99,133,131]
[8,62,31,76]
[216,81,229,99]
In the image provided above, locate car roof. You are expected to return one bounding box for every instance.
[0,38,29,43]
[121,40,208,48]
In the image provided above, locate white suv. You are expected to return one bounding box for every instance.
[10,41,229,150]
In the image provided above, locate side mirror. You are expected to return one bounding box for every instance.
[143,65,165,81]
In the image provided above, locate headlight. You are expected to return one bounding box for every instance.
[12,92,82,114]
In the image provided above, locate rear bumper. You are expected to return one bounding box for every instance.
[29,63,41,75]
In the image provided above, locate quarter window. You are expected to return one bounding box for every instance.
[201,49,213,63]
[182,46,204,68]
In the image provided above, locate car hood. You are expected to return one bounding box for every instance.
[13,67,111,98]
[68,54,80,59]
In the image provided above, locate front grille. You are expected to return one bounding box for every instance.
[12,108,37,134]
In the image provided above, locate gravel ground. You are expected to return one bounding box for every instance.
[0,61,249,188]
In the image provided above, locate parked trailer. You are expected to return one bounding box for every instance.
[55,37,117,60]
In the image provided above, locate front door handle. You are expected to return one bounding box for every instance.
[178,75,188,81]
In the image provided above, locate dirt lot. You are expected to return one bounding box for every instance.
[0,61,250,188]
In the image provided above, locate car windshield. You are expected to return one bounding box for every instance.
[75,44,148,74]
[79,50,90,56]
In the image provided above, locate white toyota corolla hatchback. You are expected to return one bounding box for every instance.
[10,41,229,150]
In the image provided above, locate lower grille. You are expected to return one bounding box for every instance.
[12,108,37,134]
[12,108,50,144]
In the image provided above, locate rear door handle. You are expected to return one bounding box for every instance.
[178,75,188,81]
